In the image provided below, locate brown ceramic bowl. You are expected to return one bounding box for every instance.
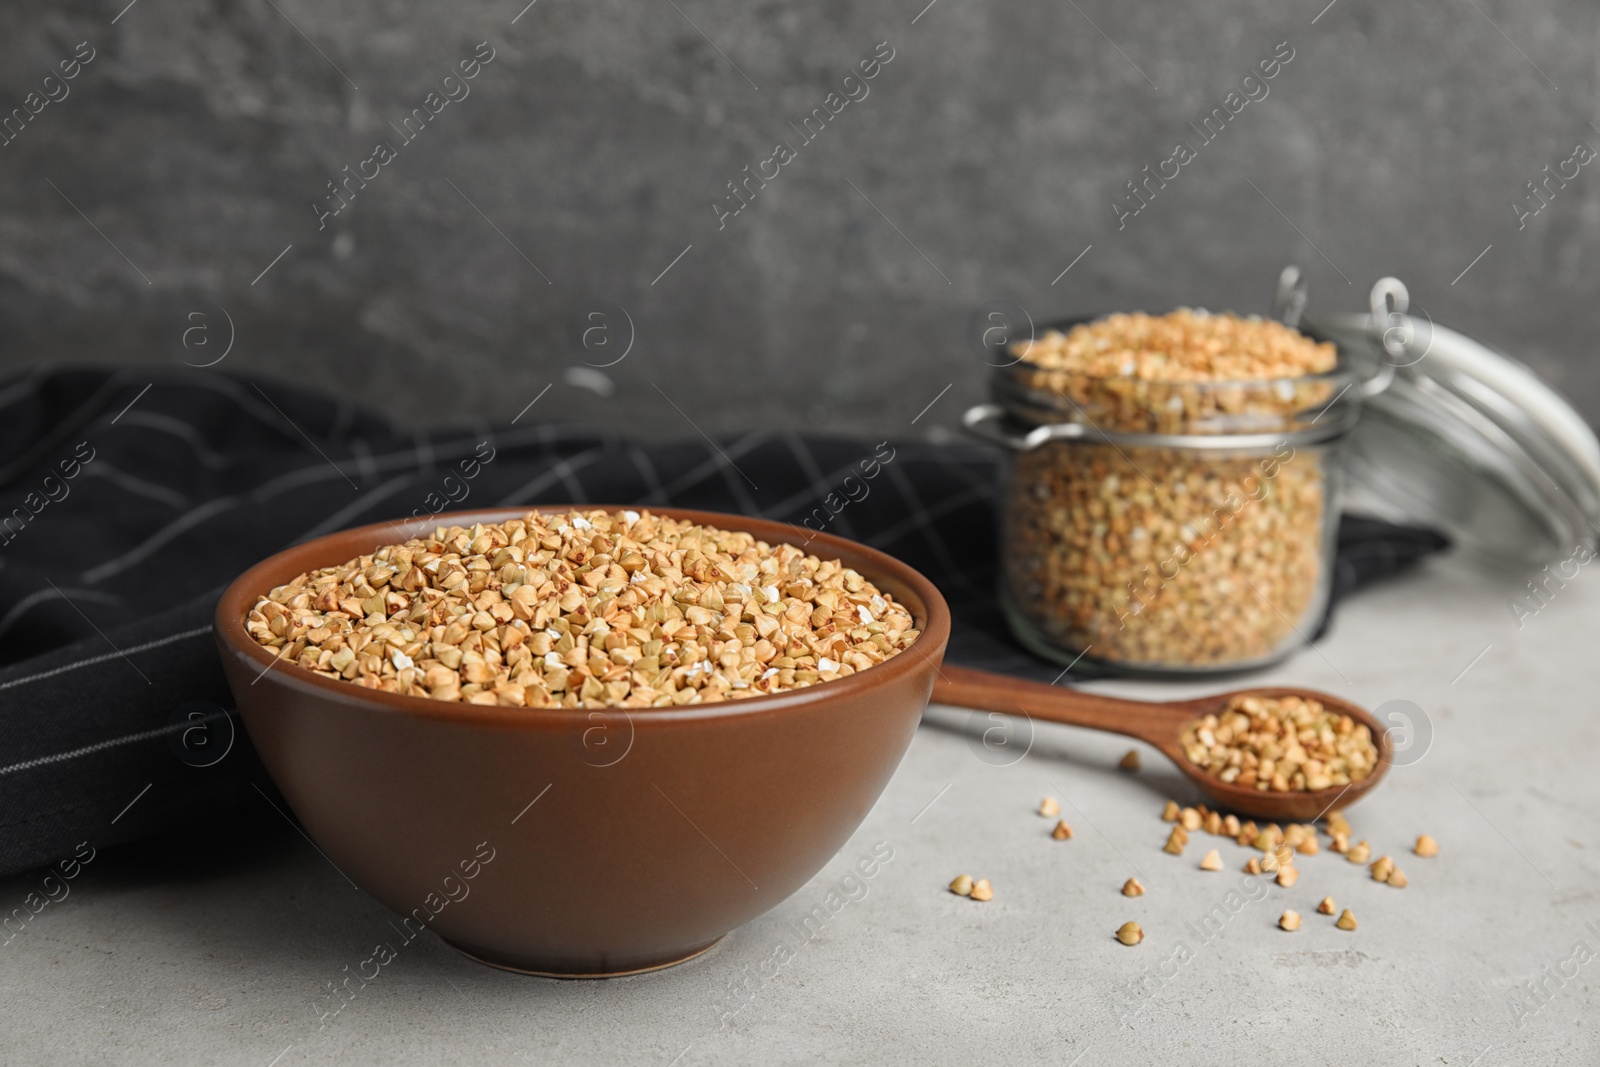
[215,507,950,977]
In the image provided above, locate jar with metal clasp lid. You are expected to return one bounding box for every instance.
[964,269,1600,674]
[962,269,1380,675]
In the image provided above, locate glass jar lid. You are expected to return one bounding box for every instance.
[1312,278,1600,568]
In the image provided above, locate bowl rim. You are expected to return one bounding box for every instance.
[214,504,952,727]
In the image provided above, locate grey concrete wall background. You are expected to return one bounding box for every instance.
[0,0,1594,440]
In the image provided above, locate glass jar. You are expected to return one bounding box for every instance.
[964,323,1360,676]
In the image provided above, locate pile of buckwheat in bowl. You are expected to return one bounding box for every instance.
[244,509,921,707]
[998,309,1345,672]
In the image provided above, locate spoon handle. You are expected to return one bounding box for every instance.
[931,664,1197,753]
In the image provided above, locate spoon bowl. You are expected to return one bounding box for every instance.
[933,665,1391,822]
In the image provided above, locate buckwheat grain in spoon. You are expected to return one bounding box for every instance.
[933,665,1391,822]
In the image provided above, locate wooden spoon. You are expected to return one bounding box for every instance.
[932,664,1391,822]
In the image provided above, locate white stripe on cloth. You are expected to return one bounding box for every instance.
[0,587,122,644]
[653,432,771,504]
[294,473,421,544]
[496,450,605,506]
[79,462,191,510]
[0,710,232,778]
[111,411,236,469]
[0,624,213,692]
[625,446,667,505]
[871,465,987,590]
[763,433,866,537]
[79,497,247,585]
[72,429,606,587]
[0,366,48,419]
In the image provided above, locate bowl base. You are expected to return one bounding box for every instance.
[443,936,724,979]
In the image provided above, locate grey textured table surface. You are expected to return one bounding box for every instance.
[4,550,1595,1066]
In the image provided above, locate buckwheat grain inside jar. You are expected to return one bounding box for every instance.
[964,309,1359,675]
